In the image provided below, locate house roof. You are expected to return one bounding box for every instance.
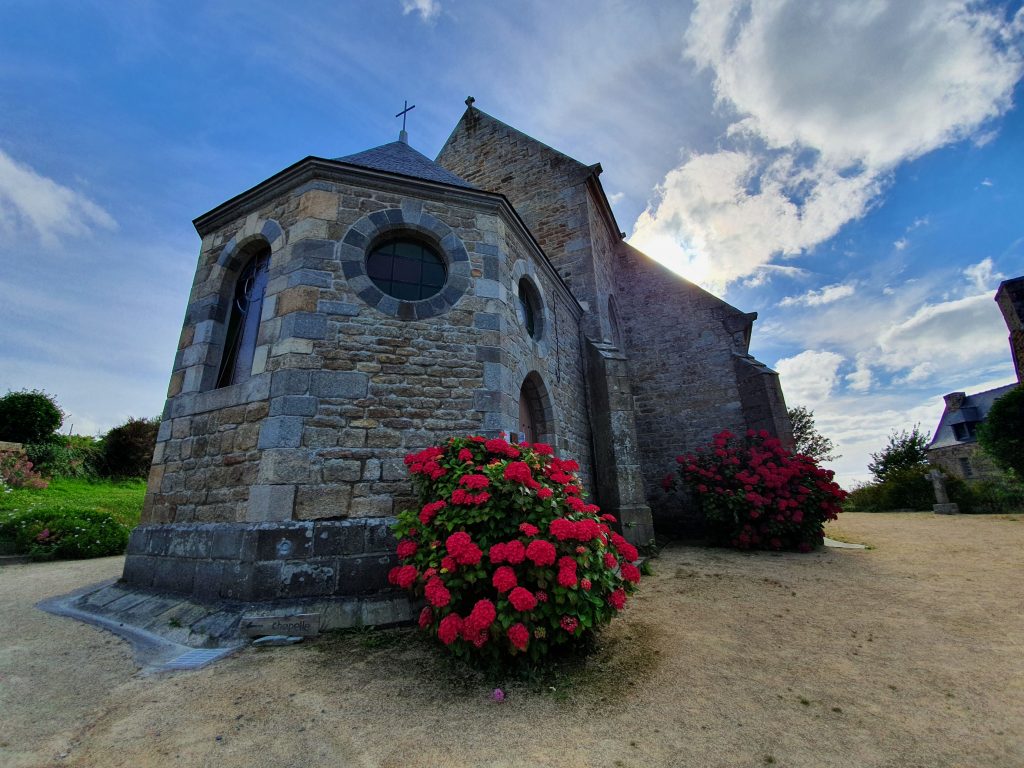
[335,141,476,189]
[928,383,1018,449]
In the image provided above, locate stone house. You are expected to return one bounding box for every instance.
[121,103,791,622]
[927,276,1023,482]
[927,385,1017,481]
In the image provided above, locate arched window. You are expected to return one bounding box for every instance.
[366,237,447,301]
[216,245,270,388]
[517,277,543,339]
[518,373,551,444]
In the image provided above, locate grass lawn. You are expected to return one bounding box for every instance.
[0,478,145,528]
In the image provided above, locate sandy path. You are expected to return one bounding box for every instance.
[1,513,1022,768]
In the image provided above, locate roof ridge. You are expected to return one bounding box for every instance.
[964,382,1019,399]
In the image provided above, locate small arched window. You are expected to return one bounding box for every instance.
[216,245,270,388]
[517,277,542,339]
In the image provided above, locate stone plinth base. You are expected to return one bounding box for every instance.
[122,518,400,603]
[933,503,960,515]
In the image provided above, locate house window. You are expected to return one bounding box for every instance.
[216,246,270,388]
[366,238,447,301]
[952,422,978,441]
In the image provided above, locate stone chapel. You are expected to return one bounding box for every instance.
[121,102,791,623]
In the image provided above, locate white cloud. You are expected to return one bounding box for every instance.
[845,357,873,392]
[779,281,856,308]
[0,149,116,246]
[764,264,1015,406]
[631,148,881,291]
[630,0,1024,290]
[963,257,1004,292]
[400,0,441,23]
[0,148,117,244]
[981,177,994,187]
[876,292,1008,371]
[775,349,845,407]
[894,237,908,251]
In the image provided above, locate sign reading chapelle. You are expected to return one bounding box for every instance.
[122,101,792,627]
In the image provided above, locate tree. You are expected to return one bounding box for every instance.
[868,425,930,483]
[0,389,64,444]
[102,417,160,478]
[978,386,1024,479]
[788,405,840,463]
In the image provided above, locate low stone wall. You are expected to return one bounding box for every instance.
[122,518,401,603]
[0,441,23,452]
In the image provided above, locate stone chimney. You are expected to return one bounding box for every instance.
[944,392,967,411]
[995,276,1024,384]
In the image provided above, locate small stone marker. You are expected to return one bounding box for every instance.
[240,613,320,638]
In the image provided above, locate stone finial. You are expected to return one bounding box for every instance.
[465,96,475,107]
[943,392,967,411]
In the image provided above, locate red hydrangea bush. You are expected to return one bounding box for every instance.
[389,436,641,666]
[666,429,846,552]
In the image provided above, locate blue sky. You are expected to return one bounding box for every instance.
[1,0,1021,486]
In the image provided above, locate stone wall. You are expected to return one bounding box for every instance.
[145,164,586,528]
[734,356,793,448]
[996,276,1024,384]
[130,157,591,603]
[437,108,607,340]
[928,443,1002,482]
[614,242,753,508]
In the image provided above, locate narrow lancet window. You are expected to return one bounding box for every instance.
[216,246,270,388]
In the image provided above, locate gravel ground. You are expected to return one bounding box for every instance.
[1,512,1022,768]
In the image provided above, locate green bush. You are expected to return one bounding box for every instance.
[25,435,103,479]
[843,482,885,512]
[0,389,64,444]
[0,507,130,560]
[843,466,973,512]
[102,417,159,478]
[977,386,1024,479]
[963,473,1024,514]
[390,436,642,669]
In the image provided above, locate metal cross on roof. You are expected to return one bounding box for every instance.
[396,100,416,131]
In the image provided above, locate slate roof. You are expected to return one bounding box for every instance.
[335,141,476,189]
[928,383,1018,449]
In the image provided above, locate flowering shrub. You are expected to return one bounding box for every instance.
[0,507,129,560]
[390,436,641,667]
[0,449,48,490]
[666,429,846,552]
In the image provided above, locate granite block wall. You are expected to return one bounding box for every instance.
[144,164,587,530]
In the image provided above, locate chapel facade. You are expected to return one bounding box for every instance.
[122,103,791,620]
